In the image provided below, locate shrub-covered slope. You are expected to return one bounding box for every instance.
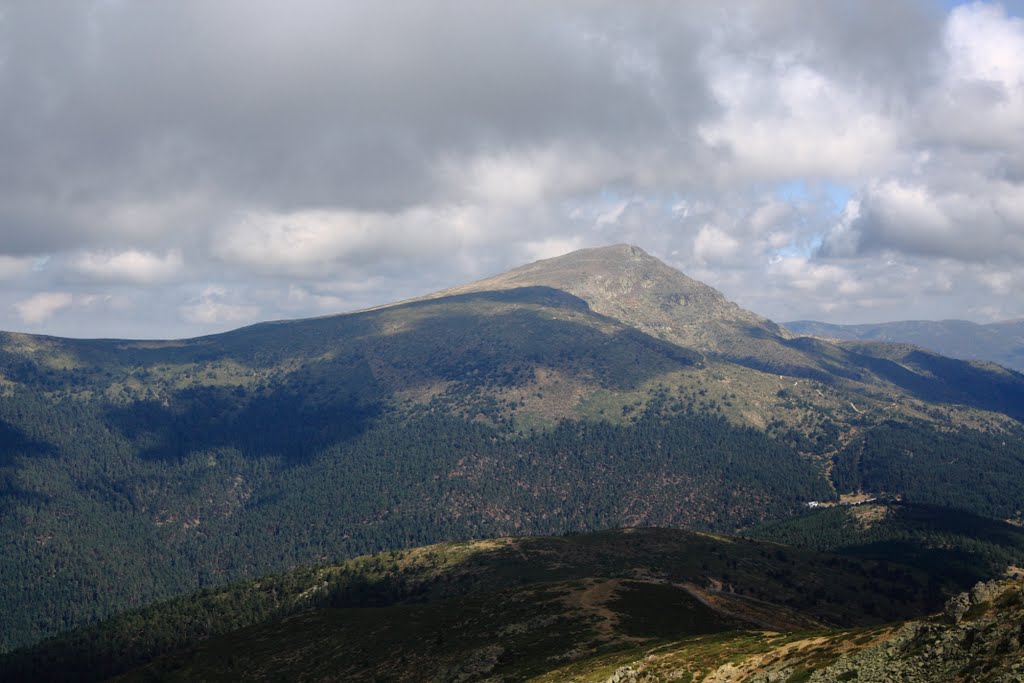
[0,528,948,683]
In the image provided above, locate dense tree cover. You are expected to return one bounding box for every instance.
[746,503,1024,587]
[0,380,831,652]
[832,422,1024,519]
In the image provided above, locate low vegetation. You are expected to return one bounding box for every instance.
[0,527,957,682]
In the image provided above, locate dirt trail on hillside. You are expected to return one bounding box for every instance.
[562,578,646,643]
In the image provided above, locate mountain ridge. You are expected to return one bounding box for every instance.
[786,318,1024,372]
[3,244,1024,653]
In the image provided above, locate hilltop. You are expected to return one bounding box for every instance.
[421,244,788,353]
[0,527,955,682]
[4,527,1021,682]
[2,244,1024,651]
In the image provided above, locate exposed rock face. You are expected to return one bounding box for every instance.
[945,578,1003,624]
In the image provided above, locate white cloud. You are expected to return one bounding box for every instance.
[523,236,584,262]
[216,208,464,274]
[212,203,536,276]
[693,225,740,264]
[75,249,183,283]
[284,285,346,312]
[179,287,259,325]
[978,269,1018,296]
[748,200,793,234]
[767,256,861,295]
[0,255,33,279]
[13,292,73,324]
[699,57,899,182]
[822,180,1024,262]
[929,3,1024,150]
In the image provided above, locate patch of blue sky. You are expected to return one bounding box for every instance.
[773,179,851,212]
[775,235,824,259]
[773,179,811,204]
[771,179,844,260]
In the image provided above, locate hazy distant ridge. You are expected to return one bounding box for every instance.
[785,318,1024,372]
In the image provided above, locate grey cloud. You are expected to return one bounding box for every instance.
[820,177,1024,262]
[1,1,1022,337]
[0,2,711,222]
[698,0,945,96]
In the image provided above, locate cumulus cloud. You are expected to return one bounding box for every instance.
[14,292,74,324]
[693,225,741,264]
[212,205,501,275]
[821,179,1024,262]
[699,59,900,182]
[179,287,259,325]
[925,2,1024,150]
[523,237,586,262]
[0,256,34,280]
[0,1,1022,336]
[75,250,183,283]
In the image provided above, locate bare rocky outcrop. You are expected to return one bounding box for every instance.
[605,663,660,682]
[808,579,1024,683]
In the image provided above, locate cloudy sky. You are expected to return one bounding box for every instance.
[2,0,1023,339]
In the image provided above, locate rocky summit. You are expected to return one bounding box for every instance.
[425,244,789,354]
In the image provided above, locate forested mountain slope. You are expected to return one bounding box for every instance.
[2,245,1024,651]
[746,502,1024,586]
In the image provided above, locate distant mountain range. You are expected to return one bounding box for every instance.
[3,244,1024,655]
[785,318,1024,372]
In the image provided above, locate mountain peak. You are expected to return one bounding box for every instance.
[431,244,787,353]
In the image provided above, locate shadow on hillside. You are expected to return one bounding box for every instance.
[711,328,859,384]
[840,347,1024,422]
[103,385,385,463]
[309,287,701,392]
[719,326,1024,423]
[101,287,709,461]
[0,419,57,467]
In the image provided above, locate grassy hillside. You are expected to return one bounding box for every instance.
[0,527,950,682]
